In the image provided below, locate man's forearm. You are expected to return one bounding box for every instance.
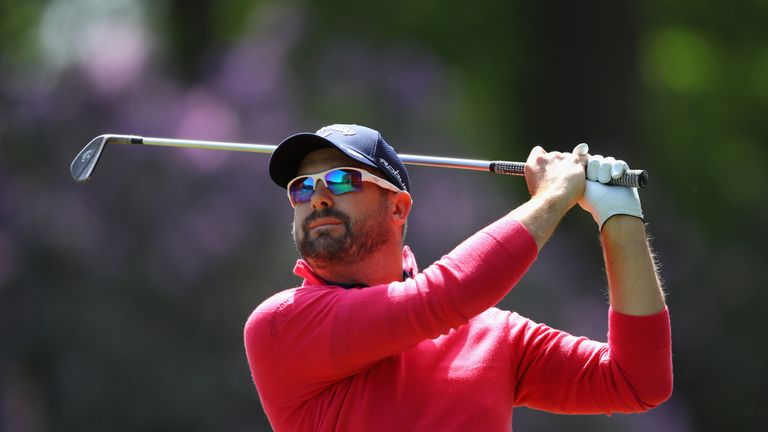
[509,193,571,251]
[601,215,666,315]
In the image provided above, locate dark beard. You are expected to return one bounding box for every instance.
[293,202,390,268]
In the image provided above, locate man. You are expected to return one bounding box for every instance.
[244,124,672,431]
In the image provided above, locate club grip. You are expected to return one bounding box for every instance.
[489,161,648,188]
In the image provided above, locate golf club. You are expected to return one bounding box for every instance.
[70,134,648,188]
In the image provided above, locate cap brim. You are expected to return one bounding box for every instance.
[269,133,378,188]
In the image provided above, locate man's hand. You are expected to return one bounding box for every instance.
[509,144,589,250]
[578,154,644,231]
[524,144,589,211]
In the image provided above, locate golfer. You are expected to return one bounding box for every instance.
[245,124,672,431]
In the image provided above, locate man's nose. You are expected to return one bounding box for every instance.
[310,181,334,209]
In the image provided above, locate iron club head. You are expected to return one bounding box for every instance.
[70,134,141,182]
[70,135,108,183]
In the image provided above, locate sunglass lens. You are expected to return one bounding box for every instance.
[325,169,362,195]
[289,177,315,204]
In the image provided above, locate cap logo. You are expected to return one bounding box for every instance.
[379,158,403,187]
[316,124,356,137]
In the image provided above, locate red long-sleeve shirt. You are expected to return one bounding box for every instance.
[244,216,672,431]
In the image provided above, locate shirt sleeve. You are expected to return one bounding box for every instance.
[245,215,538,403]
[510,307,673,414]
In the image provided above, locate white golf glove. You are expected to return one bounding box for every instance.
[574,145,643,231]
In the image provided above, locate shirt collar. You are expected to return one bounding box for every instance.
[293,245,419,288]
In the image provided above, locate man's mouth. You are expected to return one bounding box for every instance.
[308,218,343,231]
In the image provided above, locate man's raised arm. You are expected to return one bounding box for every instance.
[602,215,665,315]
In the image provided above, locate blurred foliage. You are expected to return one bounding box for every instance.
[641,15,768,234]
[1,0,767,431]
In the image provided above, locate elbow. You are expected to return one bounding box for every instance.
[652,377,674,407]
[612,356,674,412]
[635,375,673,411]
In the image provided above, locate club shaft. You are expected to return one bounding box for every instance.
[127,135,278,154]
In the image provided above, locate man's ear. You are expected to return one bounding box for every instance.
[390,191,413,227]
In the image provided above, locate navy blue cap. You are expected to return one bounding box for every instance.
[269,124,410,192]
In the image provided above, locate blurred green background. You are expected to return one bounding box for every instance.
[1,0,766,430]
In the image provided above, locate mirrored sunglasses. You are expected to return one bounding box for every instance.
[287,167,401,207]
